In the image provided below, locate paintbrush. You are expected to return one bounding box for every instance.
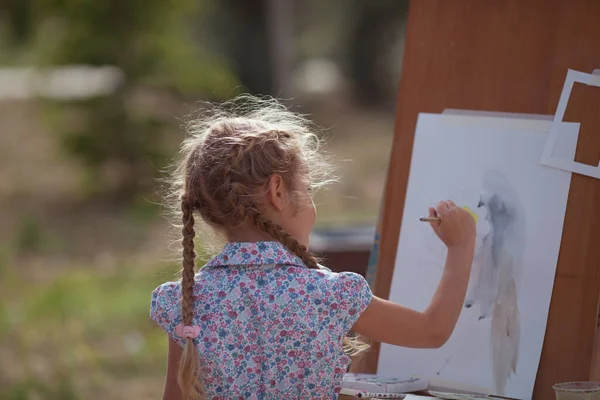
[420,206,479,223]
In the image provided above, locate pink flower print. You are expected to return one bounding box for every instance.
[150,241,374,399]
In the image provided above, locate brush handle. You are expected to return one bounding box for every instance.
[420,217,441,222]
[420,206,478,223]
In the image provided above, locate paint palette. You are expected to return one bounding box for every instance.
[428,391,490,399]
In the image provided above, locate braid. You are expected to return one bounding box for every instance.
[181,201,196,325]
[222,173,319,269]
[252,212,319,269]
[177,199,204,400]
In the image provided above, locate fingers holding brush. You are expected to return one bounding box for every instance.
[419,201,461,224]
[428,207,441,232]
[436,200,450,216]
[419,206,441,224]
[424,201,477,248]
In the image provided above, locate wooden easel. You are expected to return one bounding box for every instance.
[353,1,600,399]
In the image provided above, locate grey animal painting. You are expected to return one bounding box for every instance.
[464,170,525,396]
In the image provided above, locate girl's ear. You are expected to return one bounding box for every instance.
[266,174,286,211]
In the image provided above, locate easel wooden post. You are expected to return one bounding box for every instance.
[353,1,600,399]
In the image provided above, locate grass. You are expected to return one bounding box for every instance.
[0,248,202,400]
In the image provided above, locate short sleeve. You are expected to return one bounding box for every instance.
[149,282,186,347]
[332,272,373,334]
[317,263,332,272]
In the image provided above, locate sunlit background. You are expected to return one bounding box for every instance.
[0,1,407,398]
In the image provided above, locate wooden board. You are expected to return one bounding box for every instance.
[357,1,600,399]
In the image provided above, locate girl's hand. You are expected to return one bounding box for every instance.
[352,199,476,349]
[428,200,475,248]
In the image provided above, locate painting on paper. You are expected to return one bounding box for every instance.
[377,114,577,399]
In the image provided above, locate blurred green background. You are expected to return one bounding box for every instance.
[0,0,407,398]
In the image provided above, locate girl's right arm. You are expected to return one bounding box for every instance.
[352,200,476,349]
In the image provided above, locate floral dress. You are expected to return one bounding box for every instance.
[150,241,372,400]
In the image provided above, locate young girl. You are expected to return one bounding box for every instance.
[150,95,476,400]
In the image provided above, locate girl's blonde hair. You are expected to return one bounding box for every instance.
[167,94,368,399]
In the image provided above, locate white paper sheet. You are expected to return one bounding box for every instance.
[377,113,578,400]
[540,69,600,179]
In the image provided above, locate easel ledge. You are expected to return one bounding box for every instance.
[351,1,600,399]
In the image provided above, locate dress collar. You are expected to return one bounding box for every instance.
[205,241,306,268]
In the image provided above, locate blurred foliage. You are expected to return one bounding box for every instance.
[0,0,239,91]
[0,252,204,399]
[13,216,65,254]
[0,0,407,204]
[346,0,408,108]
[0,0,240,202]
[206,0,273,95]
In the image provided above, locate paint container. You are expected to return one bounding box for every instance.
[554,382,600,400]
